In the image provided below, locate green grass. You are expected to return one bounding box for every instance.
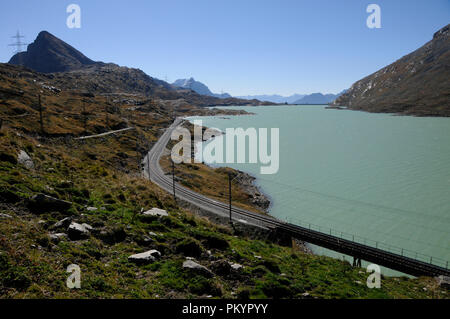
[0,90,448,299]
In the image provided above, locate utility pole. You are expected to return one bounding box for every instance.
[38,95,44,135]
[146,154,151,181]
[105,105,109,129]
[81,101,88,135]
[171,158,176,202]
[9,31,27,65]
[136,135,141,177]
[228,173,232,223]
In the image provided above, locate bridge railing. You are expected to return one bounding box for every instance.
[283,216,449,270]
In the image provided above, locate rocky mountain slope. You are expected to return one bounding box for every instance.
[9,31,98,73]
[7,31,266,107]
[172,78,231,98]
[331,24,450,116]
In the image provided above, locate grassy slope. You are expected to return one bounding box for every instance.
[0,64,447,299]
[160,120,268,213]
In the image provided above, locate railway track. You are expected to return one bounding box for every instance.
[144,118,450,277]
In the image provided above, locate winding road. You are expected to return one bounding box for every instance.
[144,118,275,229]
[143,118,450,277]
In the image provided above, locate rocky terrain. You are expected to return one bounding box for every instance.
[8,31,270,108]
[331,24,450,116]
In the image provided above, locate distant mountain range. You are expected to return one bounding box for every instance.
[293,91,346,104]
[332,24,450,116]
[235,94,305,104]
[172,78,231,98]
[236,92,346,104]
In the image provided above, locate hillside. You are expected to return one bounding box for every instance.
[0,62,447,299]
[332,24,450,116]
[7,31,267,108]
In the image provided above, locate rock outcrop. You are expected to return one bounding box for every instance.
[17,150,34,169]
[182,259,214,278]
[128,250,161,264]
[67,222,92,240]
[28,194,72,214]
[142,208,169,218]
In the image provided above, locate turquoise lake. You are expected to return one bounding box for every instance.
[186,105,450,275]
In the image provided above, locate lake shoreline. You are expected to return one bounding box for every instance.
[182,117,313,255]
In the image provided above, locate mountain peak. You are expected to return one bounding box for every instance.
[172,77,231,98]
[8,30,97,73]
[37,30,52,38]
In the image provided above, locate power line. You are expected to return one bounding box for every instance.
[271,190,450,236]
[9,30,27,54]
[257,176,450,224]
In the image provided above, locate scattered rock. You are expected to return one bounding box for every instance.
[128,250,161,264]
[436,276,450,289]
[182,259,213,278]
[28,193,72,214]
[142,208,169,218]
[86,206,98,212]
[230,263,244,271]
[135,235,154,246]
[18,150,34,169]
[81,223,93,231]
[49,233,67,244]
[0,213,12,219]
[51,217,72,230]
[67,222,92,240]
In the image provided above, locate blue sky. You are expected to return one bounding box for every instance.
[0,0,449,96]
